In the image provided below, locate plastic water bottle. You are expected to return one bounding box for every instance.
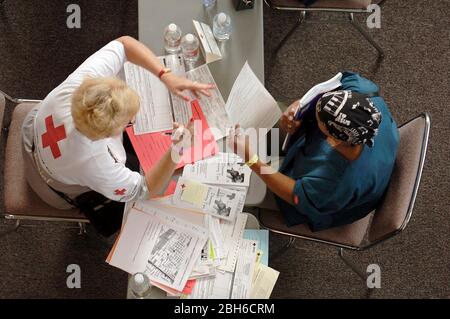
[213,12,232,41]
[164,23,182,54]
[203,0,217,8]
[181,33,200,63]
[129,273,153,299]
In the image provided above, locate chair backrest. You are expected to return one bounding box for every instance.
[367,113,431,245]
[268,0,373,10]
[0,93,5,139]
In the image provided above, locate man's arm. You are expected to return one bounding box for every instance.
[249,160,296,204]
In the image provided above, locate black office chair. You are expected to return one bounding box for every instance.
[266,0,387,58]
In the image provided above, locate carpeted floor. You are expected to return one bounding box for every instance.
[0,0,448,298]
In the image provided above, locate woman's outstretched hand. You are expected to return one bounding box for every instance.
[161,73,215,101]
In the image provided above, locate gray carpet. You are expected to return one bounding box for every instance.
[0,0,448,298]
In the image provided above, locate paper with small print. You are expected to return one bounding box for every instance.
[173,177,246,221]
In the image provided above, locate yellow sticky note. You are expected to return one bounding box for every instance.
[180,180,207,207]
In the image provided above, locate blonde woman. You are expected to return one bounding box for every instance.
[22,36,213,234]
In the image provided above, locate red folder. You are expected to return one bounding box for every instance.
[126,100,218,174]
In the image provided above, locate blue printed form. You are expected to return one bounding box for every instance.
[243,229,269,266]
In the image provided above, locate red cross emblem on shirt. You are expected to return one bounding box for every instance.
[41,115,67,159]
[114,189,126,196]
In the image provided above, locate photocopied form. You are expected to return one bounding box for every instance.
[231,239,258,299]
[172,177,246,221]
[124,60,173,134]
[186,64,231,140]
[219,213,248,273]
[250,264,280,299]
[226,61,282,133]
[108,206,207,291]
[182,157,252,187]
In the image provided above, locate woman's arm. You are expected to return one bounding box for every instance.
[145,148,178,198]
[144,122,193,198]
[116,36,213,101]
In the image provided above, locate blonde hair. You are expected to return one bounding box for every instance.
[71,77,140,140]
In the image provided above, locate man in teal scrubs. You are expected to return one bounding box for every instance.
[229,72,399,231]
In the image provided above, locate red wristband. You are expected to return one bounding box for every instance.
[158,68,171,79]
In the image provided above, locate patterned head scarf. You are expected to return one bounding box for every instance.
[316,90,382,147]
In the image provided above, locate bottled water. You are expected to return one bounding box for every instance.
[213,12,232,41]
[129,273,153,299]
[203,0,217,8]
[181,33,200,63]
[164,23,182,54]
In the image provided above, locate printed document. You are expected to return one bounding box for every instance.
[226,62,282,133]
[182,157,252,187]
[231,239,258,299]
[219,213,248,272]
[244,229,269,266]
[186,64,231,140]
[172,177,246,221]
[107,206,207,291]
[250,264,280,299]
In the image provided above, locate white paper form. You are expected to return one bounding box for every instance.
[182,159,252,187]
[162,55,192,125]
[133,198,205,227]
[172,177,246,222]
[108,206,207,292]
[231,239,258,299]
[250,264,280,299]
[186,64,231,140]
[187,271,234,299]
[225,62,282,133]
[124,61,173,134]
[219,213,248,273]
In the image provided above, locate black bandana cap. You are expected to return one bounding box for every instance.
[316,90,382,147]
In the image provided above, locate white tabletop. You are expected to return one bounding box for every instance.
[138,0,267,206]
[138,0,265,100]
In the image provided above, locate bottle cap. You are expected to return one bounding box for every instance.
[185,33,194,43]
[218,13,227,25]
[168,23,177,32]
[134,273,144,284]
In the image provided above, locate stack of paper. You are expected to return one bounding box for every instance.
[110,52,282,299]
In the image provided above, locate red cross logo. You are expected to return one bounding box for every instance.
[41,115,67,159]
[114,189,126,196]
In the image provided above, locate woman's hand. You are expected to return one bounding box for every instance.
[280,100,302,135]
[170,120,195,163]
[227,124,255,162]
[161,73,215,101]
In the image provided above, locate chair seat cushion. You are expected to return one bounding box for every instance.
[259,208,372,247]
[270,0,372,10]
[4,103,84,220]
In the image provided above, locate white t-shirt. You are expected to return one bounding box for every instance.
[33,40,148,202]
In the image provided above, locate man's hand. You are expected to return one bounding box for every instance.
[227,124,255,162]
[161,73,214,101]
[280,100,302,135]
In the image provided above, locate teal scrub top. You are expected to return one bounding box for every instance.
[275,72,400,231]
